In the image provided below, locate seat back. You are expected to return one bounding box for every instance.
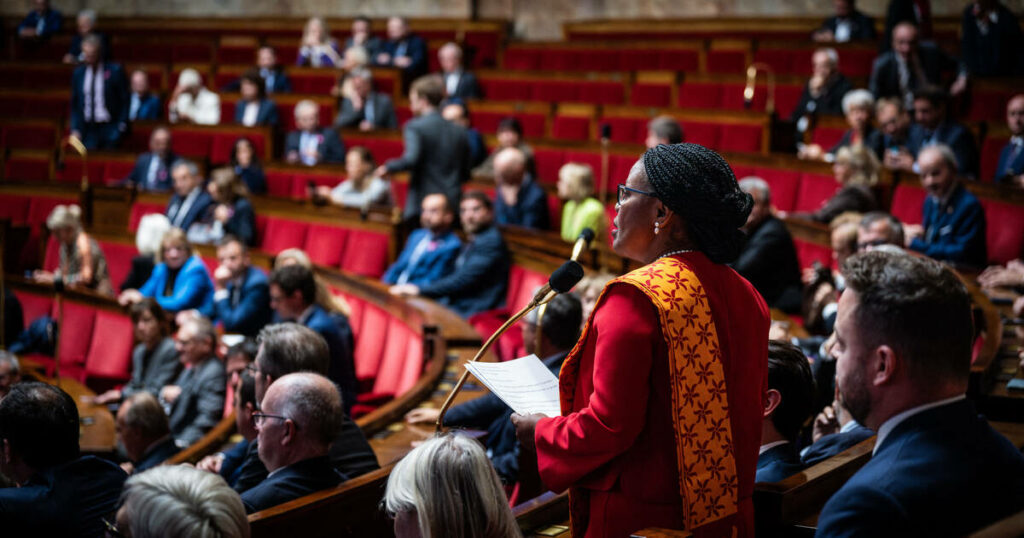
[338,229,389,277]
[259,217,309,255]
[889,183,927,225]
[303,223,350,268]
[84,310,134,382]
[980,199,1024,264]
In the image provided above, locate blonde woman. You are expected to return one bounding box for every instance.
[118,228,214,315]
[557,163,606,243]
[34,204,113,295]
[274,249,350,317]
[794,145,880,223]
[297,17,341,68]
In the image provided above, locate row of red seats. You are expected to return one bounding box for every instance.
[468,264,550,362]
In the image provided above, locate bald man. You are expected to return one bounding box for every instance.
[995,94,1024,186]
[493,147,550,230]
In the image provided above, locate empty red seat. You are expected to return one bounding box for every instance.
[128,202,167,232]
[12,290,52,329]
[794,238,833,270]
[391,180,409,209]
[889,183,926,225]
[303,223,350,267]
[171,130,213,159]
[980,199,1024,264]
[264,170,295,197]
[339,229,389,277]
[42,236,59,272]
[289,72,337,94]
[54,156,105,184]
[4,152,52,181]
[260,217,309,254]
[630,83,672,107]
[551,116,591,141]
[103,159,137,184]
[2,122,57,150]
[533,148,567,185]
[718,123,764,153]
[46,301,97,378]
[705,50,748,74]
[0,194,30,224]
[83,310,134,384]
[97,241,139,292]
[980,136,1009,183]
[353,304,390,386]
[794,173,840,213]
[810,126,847,150]
[28,196,76,227]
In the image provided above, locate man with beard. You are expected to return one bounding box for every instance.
[816,251,1024,536]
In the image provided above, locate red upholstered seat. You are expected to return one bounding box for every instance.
[979,199,1024,264]
[810,126,847,150]
[533,148,567,185]
[794,173,840,213]
[503,48,540,70]
[969,88,1016,121]
[547,194,563,231]
[718,124,763,153]
[601,117,646,144]
[13,290,51,330]
[55,156,104,184]
[794,238,833,271]
[83,310,134,384]
[551,116,591,141]
[889,183,926,225]
[292,171,338,199]
[679,82,724,110]
[102,159,137,184]
[259,217,309,254]
[209,131,268,165]
[0,195,30,224]
[48,301,97,377]
[4,153,52,181]
[28,197,75,227]
[339,229,389,277]
[391,180,409,209]
[2,123,57,150]
[128,202,167,232]
[472,111,546,138]
[42,236,59,272]
[630,83,672,107]
[705,50,748,74]
[264,170,295,197]
[353,304,389,386]
[303,223,350,267]
[171,130,213,159]
[678,121,721,150]
[98,241,137,292]
[745,167,800,212]
[289,72,337,94]
[346,137,404,162]
[980,136,1009,183]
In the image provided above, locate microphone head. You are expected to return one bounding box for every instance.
[549,261,585,293]
[579,228,596,243]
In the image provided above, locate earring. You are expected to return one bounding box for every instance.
[654,222,660,235]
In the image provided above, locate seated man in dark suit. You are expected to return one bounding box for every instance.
[241,372,346,513]
[116,392,179,474]
[16,0,61,40]
[161,316,226,448]
[876,97,913,167]
[994,94,1024,187]
[166,159,214,231]
[903,86,978,178]
[391,191,511,318]
[437,42,482,99]
[383,193,462,287]
[232,323,378,494]
[269,266,356,417]
[126,127,177,191]
[63,10,110,64]
[904,145,987,267]
[0,382,127,536]
[813,0,877,43]
[375,16,427,80]
[493,147,550,230]
[406,293,581,483]
[817,251,1024,535]
[800,388,874,466]
[332,67,397,131]
[733,178,803,313]
[223,45,292,95]
[790,48,854,131]
[285,100,345,166]
[756,341,815,483]
[869,22,967,110]
[960,0,1023,78]
[213,236,271,337]
[128,70,161,122]
[70,35,129,150]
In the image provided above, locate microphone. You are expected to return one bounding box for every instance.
[435,260,584,432]
[570,228,596,262]
[743,63,776,115]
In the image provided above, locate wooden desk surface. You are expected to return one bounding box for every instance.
[20,359,116,454]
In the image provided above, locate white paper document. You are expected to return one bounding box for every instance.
[464,354,562,417]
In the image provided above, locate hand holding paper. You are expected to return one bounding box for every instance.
[464,354,561,417]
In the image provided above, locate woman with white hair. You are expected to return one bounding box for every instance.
[798,88,881,162]
[384,433,519,538]
[33,204,112,295]
[169,68,221,125]
[120,213,172,292]
[557,162,607,243]
[297,16,342,68]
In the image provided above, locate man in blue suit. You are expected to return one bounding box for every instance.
[213,237,271,337]
[376,17,428,80]
[16,0,61,40]
[70,35,129,150]
[126,127,177,191]
[756,341,815,483]
[269,265,356,417]
[994,94,1024,186]
[905,86,979,179]
[116,392,180,474]
[383,193,462,287]
[166,159,214,231]
[904,145,987,268]
[816,251,1024,537]
[391,191,510,318]
[493,147,550,230]
[0,382,127,536]
[128,70,162,121]
[241,372,346,513]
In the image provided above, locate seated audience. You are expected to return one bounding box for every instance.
[406,294,582,483]
[212,236,271,336]
[801,388,874,466]
[340,44,370,71]
[383,193,462,287]
[316,147,391,207]
[33,204,112,295]
[269,265,356,416]
[474,117,536,178]
[391,191,510,318]
[169,68,221,125]
[756,341,815,483]
[870,22,967,109]
[876,96,912,165]
[234,70,279,127]
[116,392,179,474]
[734,178,803,313]
[240,372,346,513]
[801,214,863,335]
[93,299,181,406]
[231,137,267,194]
[816,251,1024,535]
[197,371,259,487]
[960,0,1023,78]
[441,99,487,167]
[814,0,876,42]
[493,147,550,230]
[126,127,177,191]
[121,214,172,291]
[116,465,250,538]
[384,433,519,538]
[0,352,21,402]
[128,70,161,121]
[344,16,381,59]
[858,211,905,251]
[994,94,1024,186]
[793,145,879,223]
[0,382,127,535]
[790,48,853,131]
[119,228,215,315]
[375,17,427,79]
[437,42,482,99]
[297,16,341,67]
[187,168,256,246]
[799,89,879,162]
[285,100,345,165]
[232,323,378,494]
[904,145,987,267]
[274,249,352,318]
[883,0,934,50]
[162,316,226,448]
[166,159,214,230]
[978,258,1024,290]
[332,67,397,130]
[70,35,128,150]
[557,162,606,242]
[224,45,291,94]
[17,0,61,40]
[645,115,685,148]
[64,9,108,64]
[903,86,978,178]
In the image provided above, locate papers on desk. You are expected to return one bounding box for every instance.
[464,354,562,417]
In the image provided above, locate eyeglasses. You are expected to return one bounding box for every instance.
[617,184,658,205]
[251,412,291,427]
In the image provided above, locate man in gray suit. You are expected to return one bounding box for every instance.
[160,316,226,448]
[333,67,397,131]
[375,74,470,219]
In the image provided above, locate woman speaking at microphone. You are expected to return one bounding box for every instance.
[513,143,769,538]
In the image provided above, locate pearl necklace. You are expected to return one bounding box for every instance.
[659,248,695,258]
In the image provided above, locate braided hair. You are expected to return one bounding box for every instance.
[641,143,753,263]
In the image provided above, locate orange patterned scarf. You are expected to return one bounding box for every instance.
[558,256,739,534]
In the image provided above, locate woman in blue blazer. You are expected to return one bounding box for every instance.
[119,228,214,316]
